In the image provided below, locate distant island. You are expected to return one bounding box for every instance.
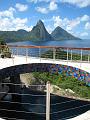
[0,20,81,43]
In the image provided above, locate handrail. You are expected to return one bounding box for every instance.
[0,45,90,50]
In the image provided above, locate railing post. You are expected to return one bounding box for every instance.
[16,48,18,56]
[67,48,68,61]
[46,81,50,120]
[39,46,41,61]
[81,49,82,62]
[26,48,28,63]
[71,49,72,61]
[88,52,89,63]
[53,48,56,60]
[11,49,14,65]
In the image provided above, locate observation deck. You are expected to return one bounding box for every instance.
[0,45,90,73]
[0,45,90,120]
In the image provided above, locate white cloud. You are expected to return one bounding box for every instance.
[27,0,90,9]
[36,7,48,14]
[61,0,90,8]
[53,16,80,31]
[27,0,50,3]
[46,25,53,33]
[66,17,80,31]
[0,17,30,31]
[15,3,28,12]
[49,1,58,11]
[0,7,15,19]
[81,15,90,21]
[53,16,62,27]
[52,15,90,38]
[0,7,32,31]
[36,1,58,14]
[85,22,90,29]
[80,32,88,37]
[53,14,90,31]
[13,18,28,25]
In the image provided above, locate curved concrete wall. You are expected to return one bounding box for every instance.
[0,63,90,86]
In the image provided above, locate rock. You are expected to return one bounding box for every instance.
[65,89,75,94]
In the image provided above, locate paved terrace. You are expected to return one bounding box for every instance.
[0,45,90,73]
[1,55,90,73]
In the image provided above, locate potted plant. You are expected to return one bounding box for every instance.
[3,45,11,58]
[0,45,11,58]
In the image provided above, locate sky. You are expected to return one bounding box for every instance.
[0,0,90,39]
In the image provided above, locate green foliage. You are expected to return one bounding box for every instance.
[2,46,11,58]
[33,72,49,84]
[32,72,90,99]
[41,49,89,61]
[0,38,11,58]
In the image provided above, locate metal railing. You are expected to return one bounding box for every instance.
[0,45,90,63]
[0,81,90,120]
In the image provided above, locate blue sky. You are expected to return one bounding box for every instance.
[0,0,90,39]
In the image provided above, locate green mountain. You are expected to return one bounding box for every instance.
[51,26,80,40]
[30,20,54,41]
[0,20,81,43]
[0,30,30,43]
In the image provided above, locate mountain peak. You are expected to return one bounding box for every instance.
[55,26,64,31]
[51,26,80,40]
[17,29,28,32]
[37,20,44,26]
[55,26,60,29]
[30,19,53,41]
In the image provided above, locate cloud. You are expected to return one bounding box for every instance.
[53,14,90,31]
[53,16,62,27]
[52,15,90,38]
[80,32,88,37]
[53,16,80,31]
[36,7,48,14]
[61,0,90,8]
[81,15,90,21]
[85,22,90,29]
[66,17,80,31]
[49,1,58,11]
[36,1,58,14]
[0,7,32,31]
[15,3,28,12]
[46,25,53,33]
[0,7,15,19]
[27,0,50,3]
